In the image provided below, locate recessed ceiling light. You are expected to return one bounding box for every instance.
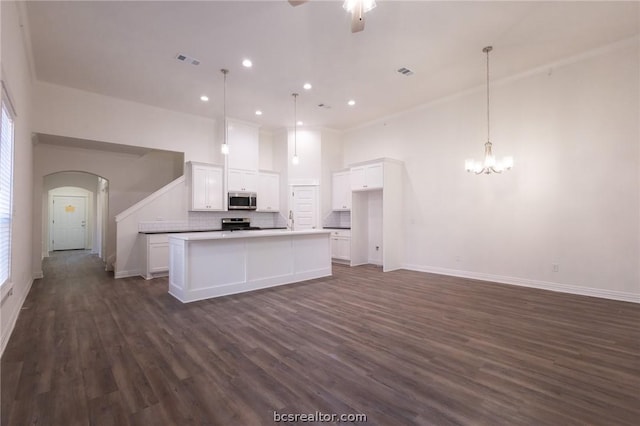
[303,83,312,90]
[255,110,263,116]
[297,121,303,126]
[200,95,209,102]
[348,99,356,106]
[242,59,253,68]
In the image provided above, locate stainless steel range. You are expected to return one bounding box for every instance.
[221,218,261,231]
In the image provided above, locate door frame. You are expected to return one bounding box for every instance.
[288,184,320,230]
[49,190,90,252]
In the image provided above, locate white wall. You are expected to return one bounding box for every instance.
[259,129,274,171]
[368,190,383,265]
[97,177,108,260]
[343,40,640,301]
[33,81,220,164]
[272,129,289,217]
[320,129,344,221]
[1,1,35,355]
[288,129,321,185]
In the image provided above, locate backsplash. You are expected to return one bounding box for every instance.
[323,211,351,228]
[139,211,287,233]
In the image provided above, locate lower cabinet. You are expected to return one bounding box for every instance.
[329,229,351,262]
[141,234,169,279]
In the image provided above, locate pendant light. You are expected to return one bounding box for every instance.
[291,93,299,165]
[220,68,229,155]
[465,46,513,174]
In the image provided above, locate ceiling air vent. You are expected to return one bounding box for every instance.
[397,67,414,76]
[317,103,331,109]
[176,53,200,66]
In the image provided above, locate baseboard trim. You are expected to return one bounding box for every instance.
[402,264,640,304]
[114,270,140,279]
[0,277,35,357]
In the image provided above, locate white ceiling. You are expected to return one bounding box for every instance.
[25,1,639,131]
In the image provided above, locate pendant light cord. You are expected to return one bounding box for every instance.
[222,68,228,146]
[292,93,298,156]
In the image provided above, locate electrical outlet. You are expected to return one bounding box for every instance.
[455,256,461,262]
[552,263,559,273]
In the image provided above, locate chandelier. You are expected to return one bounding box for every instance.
[465,46,513,174]
[343,0,376,14]
[343,0,376,32]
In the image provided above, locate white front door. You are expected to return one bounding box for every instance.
[291,186,318,230]
[52,195,87,250]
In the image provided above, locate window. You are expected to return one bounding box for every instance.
[0,85,15,287]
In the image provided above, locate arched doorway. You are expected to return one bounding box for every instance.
[42,171,109,265]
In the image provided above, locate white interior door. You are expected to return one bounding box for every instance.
[52,195,87,250]
[291,186,318,230]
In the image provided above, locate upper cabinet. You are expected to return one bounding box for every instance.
[350,163,383,191]
[257,171,280,212]
[187,161,224,211]
[332,171,351,211]
[227,119,259,172]
[228,168,258,192]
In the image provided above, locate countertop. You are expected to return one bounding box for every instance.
[139,227,287,235]
[168,229,331,241]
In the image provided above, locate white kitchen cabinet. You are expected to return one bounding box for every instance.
[332,171,351,211]
[329,229,351,262]
[141,233,169,279]
[227,119,260,171]
[257,172,280,212]
[188,162,224,211]
[228,168,258,192]
[351,163,383,191]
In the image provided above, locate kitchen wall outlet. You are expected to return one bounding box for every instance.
[552,263,559,272]
[455,256,461,262]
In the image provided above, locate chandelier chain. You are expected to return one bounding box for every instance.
[486,47,490,143]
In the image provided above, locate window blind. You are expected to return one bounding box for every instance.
[0,99,15,286]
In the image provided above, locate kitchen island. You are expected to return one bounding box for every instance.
[168,229,332,303]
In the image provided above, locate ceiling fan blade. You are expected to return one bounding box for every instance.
[288,0,309,6]
[350,9,365,33]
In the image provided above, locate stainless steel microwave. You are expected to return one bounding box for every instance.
[228,192,257,210]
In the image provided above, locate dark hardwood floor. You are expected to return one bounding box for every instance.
[2,250,639,425]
